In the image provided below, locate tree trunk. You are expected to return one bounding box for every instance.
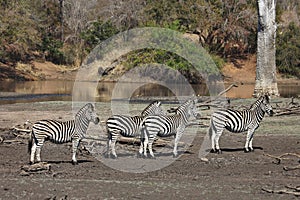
[254,0,279,97]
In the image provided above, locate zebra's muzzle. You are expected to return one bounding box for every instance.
[94,117,100,124]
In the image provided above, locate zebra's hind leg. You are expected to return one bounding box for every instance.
[147,133,156,159]
[208,119,217,153]
[106,133,112,158]
[110,136,118,159]
[214,130,223,154]
[209,126,218,153]
[35,140,44,163]
[30,142,37,164]
[142,134,149,158]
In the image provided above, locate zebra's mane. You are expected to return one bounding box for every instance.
[176,100,193,114]
[250,95,266,110]
[75,103,94,118]
[141,101,160,116]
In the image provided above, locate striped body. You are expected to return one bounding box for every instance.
[106,101,165,158]
[142,99,198,158]
[32,120,76,143]
[29,103,99,164]
[107,115,143,137]
[209,95,274,153]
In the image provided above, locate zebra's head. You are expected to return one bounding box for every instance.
[261,94,274,116]
[81,103,100,124]
[141,101,165,116]
[176,99,199,120]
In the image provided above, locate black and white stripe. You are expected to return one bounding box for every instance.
[28,103,99,165]
[106,101,165,158]
[142,99,198,158]
[209,94,274,153]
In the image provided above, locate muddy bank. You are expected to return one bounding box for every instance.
[0,100,299,199]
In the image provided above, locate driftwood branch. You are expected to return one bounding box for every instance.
[274,97,300,116]
[262,186,300,197]
[213,83,238,101]
[263,153,300,164]
[283,164,300,171]
[12,127,31,133]
[168,83,238,113]
[116,136,186,148]
[263,153,300,171]
[3,139,26,144]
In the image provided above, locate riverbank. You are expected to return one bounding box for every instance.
[0,100,299,199]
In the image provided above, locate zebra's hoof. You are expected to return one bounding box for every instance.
[216,149,222,154]
[210,149,217,153]
[244,149,250,153]
[137,153,145,159]
[29,161,34,165]
[72,160,78,165]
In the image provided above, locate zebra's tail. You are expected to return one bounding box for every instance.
[208,118,214,140]
[28,130,33,154]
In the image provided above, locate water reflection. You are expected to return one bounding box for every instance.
[0,80,299,104]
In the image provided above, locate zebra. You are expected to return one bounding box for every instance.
[106,101,165,158]
[142,99,199,158]
[28,103,99,165]
[209,94,274,154]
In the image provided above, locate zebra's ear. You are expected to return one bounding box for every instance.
[189,96,198,103]
[265,94,270,102]
[156,101,161,106]
[89,103,95,110]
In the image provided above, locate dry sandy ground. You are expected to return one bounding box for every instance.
[0,101,299,199]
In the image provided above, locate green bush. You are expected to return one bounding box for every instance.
[81,20,118,53]
[276,22,300,78]
[41,36,65,65]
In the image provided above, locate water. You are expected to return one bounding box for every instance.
[0,80,299,104]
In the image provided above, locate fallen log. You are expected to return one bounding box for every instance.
[20,162,51,175]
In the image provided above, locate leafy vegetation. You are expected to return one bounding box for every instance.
[276,22,300,78]
[0,0,299,78]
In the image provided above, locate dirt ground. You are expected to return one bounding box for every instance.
[0,100,299,199]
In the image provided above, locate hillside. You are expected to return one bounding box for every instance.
[0,0,299,81]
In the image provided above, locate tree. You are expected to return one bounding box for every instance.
[254,0,279,96]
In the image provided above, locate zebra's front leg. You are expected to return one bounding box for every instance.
[209,126,217,153]
[245,129,255,152]
[72,138,80,165]
[173,128,184,158]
